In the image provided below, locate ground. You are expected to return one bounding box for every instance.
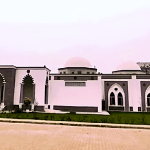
[0,122,150,150]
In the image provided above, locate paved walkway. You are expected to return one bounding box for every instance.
[0,121,150,150]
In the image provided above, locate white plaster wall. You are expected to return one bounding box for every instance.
[49,75,102,112]
[14,69,48,105]
[130,76,141,111]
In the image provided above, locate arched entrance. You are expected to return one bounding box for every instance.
[20,75,35,104]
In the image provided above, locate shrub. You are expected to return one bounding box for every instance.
[78,116,87,122]
[70,112,76,115]
[117,116,121,123]
[101,117,108,123]
[14,108,23,113]
[60,116,66,121]
[109,117,115,123]
[125,119,129,124]
[66,116,71,121]
[50,115,55,120]
[24,97,33,107]
[44,115,49,120]
[33,112,39,120]
[141,115,147,124]
[6,114,10,118]
[90,117,98,123]
[131,117,135,124]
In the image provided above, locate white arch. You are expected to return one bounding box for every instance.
[108,83,125,109]
[0,73,6,83]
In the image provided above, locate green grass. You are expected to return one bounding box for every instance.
[0,112,150,125]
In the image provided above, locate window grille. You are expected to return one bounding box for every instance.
[110,92,115,105]
[118,92,123,105]
[65,82,86,86]
[147,93,150,106]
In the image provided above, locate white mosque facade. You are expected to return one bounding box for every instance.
[0,57,150,112]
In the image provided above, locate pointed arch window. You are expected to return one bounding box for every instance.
[147,93,150,106]
[110,92,115,105]
[118,92,123,105]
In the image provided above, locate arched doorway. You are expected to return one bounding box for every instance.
[20,75,35,104]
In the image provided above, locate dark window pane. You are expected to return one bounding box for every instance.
[147,98,150,106]
[110,92,115,105]
[118,92,123,105]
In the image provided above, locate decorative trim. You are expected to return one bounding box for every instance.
[137,75,150,79]
[34,106,44,112]
[140,81,150,111]
[65,82,86,86]
[22,74,34,84]
[104,81,129,112]
[109,106,124,111]
[112,70,145,73]
[54,76,98,81]
[102,75,131,79]
[53,105,98,112]
[0,73,6,83]
[58,67,97,71]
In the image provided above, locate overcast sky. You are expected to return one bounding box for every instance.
[0,0,150,73]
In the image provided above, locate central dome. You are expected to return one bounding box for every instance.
[64,57,92,68]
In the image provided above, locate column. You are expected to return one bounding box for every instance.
[32,83,35,103]
[19,83,24,103]
[1,82,6,109]
[32,83,35,110]
[2,82,6,103]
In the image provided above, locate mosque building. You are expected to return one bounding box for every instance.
[0,57,150,113]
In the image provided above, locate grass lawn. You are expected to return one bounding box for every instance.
[0,111,150,125]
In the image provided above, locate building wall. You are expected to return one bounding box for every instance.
[14,69,48,105]
[59,68,97,74]
[49,75,102,112]
[128,76,141,111]
[0,68,16,106]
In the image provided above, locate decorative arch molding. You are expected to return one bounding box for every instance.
[22,74,34,84]
[104,81,129,111]
[20,74,35,103]
[108,83,125,107]
[145,85,150,108]
[0,73,6,83]
[140,81,150,112]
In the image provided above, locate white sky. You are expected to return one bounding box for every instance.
[0,0,150,73]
